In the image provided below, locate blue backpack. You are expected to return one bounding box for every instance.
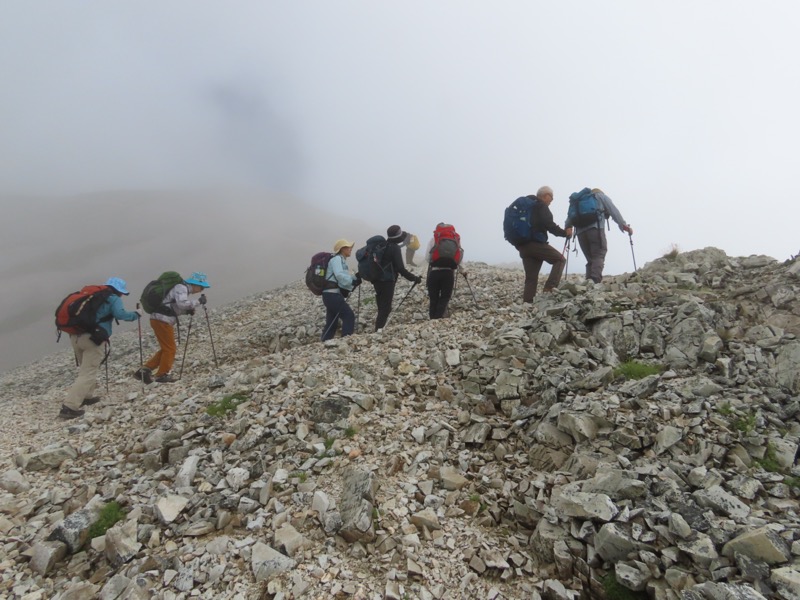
[568,188,604,227]
[503,196,538,246]
[355,235,390,282]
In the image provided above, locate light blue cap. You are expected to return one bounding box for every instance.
[105,277,129,295]
[185,272,210,288]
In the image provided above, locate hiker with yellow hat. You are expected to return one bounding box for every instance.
[321,239,360,341]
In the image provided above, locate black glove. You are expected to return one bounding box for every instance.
[199,294,207,305]
[353,275,362,288]
[414,275,423,285]
[187,308,196,316]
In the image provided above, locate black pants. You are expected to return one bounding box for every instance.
[373,280,396,330]
[321,292,354,341]
[427,269,455,319]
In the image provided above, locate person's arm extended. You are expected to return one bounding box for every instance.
[109,295,139,322]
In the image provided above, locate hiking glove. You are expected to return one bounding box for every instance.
[414,275,423,284]
[187,308,196,316]
[199,294,207,305]
[353,275,362,288]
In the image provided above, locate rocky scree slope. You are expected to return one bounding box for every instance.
[0,248,799,600]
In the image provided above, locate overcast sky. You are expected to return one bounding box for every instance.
[2,1,799,272]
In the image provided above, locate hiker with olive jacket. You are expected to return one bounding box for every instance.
[373,225,422,330]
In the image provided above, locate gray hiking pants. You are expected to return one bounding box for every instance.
[518,241,566,302]
[577,227,608,283]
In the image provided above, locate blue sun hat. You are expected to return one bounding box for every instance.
[105,277,129,295]
[185,272,210,288]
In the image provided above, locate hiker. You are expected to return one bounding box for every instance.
[508,186,573,302]
[60,277,141,419]
[425,223,465,319]
[398,232,421,266]
[136,272,210,384]
[565,187,633,283]
[372,225,422,330]
[321,239,360,341]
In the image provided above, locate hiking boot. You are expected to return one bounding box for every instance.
[59,405,85,420]
[155,374,178,384]
[81,397,102,406]
[133,368,153,384]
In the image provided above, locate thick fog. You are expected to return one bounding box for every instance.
[1,2,799,370]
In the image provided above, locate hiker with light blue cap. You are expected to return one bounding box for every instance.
[137,270,211,384]
[58,276,142,420]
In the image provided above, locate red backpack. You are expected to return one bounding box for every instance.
[55,285,115,342]
[430,224,463,268]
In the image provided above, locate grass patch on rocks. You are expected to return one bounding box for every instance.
[207,392,249,417]
[88,501,125,539]
[614,360,663,380]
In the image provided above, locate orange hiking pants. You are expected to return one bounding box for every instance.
[144,319,176,377]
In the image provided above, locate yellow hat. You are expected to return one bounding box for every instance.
[333,239,355,253]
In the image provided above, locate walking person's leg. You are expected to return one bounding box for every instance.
[436,270,455,318]
[519,242,544,302]
[588,228,608,283]
[321,293,340,341]
[542,244,567,292]
[339,297,355,337]
[149,320,177,377]
[64,335,104,411]
[374,281,395,330]
[427,272,440,319]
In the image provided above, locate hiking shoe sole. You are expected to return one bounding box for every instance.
[59,405,85,419]
[133,368,153,384]
[82,397,102,406]
[155,374,178,383]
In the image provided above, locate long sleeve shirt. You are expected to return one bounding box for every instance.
[324,254,356,293]
[530,198,569,244]
[96,294,139,336]
[565,190,628,234]
[382,243,417,282]
[152,283,200,325]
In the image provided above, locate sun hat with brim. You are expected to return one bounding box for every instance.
[333,239,355,253]
[105,277,129,295]
[185,272,210,288]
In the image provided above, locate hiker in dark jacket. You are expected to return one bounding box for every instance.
[516,186,573,302]
[564,188,633,283]
[61,277,141,419]
[373,225,422,330]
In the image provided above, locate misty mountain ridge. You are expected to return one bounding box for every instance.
[0,188,378,373]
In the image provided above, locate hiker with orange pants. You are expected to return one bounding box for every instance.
[135,272,210,384]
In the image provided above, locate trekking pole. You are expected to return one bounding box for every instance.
[564,236,571,278]
[628,231,638,272]
[178,312,194,380]
[355,285,361,330]
[202,305,218,367]
[322,312,341,341]
[136,303,144,392]
[394,281,418,313]
[462,272,480,309]
[101,342,111,394]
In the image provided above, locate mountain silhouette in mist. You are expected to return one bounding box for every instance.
[0,189,376,373]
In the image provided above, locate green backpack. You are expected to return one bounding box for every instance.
[140,271,184,315]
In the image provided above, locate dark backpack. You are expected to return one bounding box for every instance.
[305,252,337,295]
[140,271,185,316]
[55,285,115,344]
[430,224,463,268]
[568,188,604,227]
[503,196,538,246]
[355,235,389,283]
